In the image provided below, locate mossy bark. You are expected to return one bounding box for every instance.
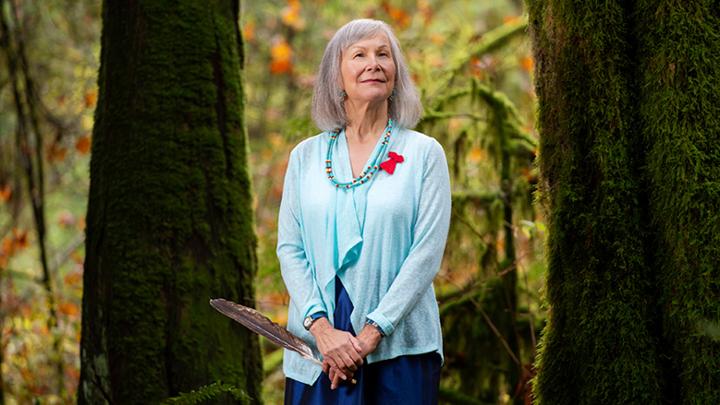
[79,1,261,403]
[635,2,720,403]
[526,1,662,403]
[527,1,719,403]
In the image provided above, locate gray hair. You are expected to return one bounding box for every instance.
[312,19,422,132]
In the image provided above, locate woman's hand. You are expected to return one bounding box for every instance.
[310,318,363,381]
[326,324,383,390]
[328,364,354,390]
[356,324,383,357]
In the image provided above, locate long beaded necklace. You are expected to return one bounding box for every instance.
[325,118,393,189]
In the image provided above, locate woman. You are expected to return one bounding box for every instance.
[277,18,451,404]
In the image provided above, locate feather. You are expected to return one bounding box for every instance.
[209,298,321,365]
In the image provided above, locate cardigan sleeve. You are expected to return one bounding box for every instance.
[276,148,328,320]
[366,139,451,336]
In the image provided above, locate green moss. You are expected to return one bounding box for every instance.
[635,1,720,402]
[526,1,663,403]
[527,0,720,403]
[80,0,261,403]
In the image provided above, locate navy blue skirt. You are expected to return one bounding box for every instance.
[285,277,441,405]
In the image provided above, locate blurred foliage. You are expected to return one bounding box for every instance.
[0,0,98,403]
[244,1,544,403]
[0,0,545,404]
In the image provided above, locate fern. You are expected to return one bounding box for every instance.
[162,381,252,405]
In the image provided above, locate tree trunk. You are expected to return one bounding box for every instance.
[526,1,662,403]
[635,2,720,403]
[527,1,719,403]
[79,1,262,403]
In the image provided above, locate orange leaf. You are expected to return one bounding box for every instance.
[270,59,292,74]
[503,15,520,24]
[271,40,292,62]
[243,20,255,42]
[64,271,83,286]
[47,143,67,162]
[66,366,80,381]
[13,228,28,250]
[84,90,97,108]
[520,55,534,72]
[58,302,79,317]
[468,147,485,163]
[270,40,293,75]
[0,184,11,202]
[76,135,91,154]
[281,1,304,30]
[470,56,484,78]
[418,0,433,25]
[382,2,411,29]
[1,236,14,256]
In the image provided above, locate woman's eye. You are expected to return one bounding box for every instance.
[353,53,363,58]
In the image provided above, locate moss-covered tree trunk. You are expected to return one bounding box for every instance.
[527,1,719,403]
[635,2,720,403]
[78,1,262,403]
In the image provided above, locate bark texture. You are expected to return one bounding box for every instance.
[635,2,720,403]
[527,1,719,403]
[79,1,261,403]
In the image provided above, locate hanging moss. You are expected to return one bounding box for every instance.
[526,1,663,403]
[79,1,261,403]
[441,277,519,403]
[634,1,720,402]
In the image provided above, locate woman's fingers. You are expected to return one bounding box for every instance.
[326,354,347,378]
[327,356,344,378]
[346,343,364,366]
[317,329,366,384]
[330,366,351,390]
[339,352,357,373]
[350,336,364,354]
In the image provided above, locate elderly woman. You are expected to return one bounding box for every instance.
[277,18,451,404]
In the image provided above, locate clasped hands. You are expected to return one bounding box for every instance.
[309,318,383,390]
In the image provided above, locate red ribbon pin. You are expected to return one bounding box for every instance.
[379,151,404,174]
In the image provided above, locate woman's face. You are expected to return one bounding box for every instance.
[340,33,396,106]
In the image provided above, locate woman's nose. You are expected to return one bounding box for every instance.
[365,60,380,71]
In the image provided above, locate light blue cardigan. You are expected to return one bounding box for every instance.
[276,126,451,385]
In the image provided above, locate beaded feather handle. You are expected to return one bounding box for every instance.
[209,298,321,366]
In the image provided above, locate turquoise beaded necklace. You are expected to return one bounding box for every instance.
[325,118,393,189]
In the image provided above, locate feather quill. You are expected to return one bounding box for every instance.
[209,298,321,365]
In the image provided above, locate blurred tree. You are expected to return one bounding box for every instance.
[0,0,64,397]
[527,0,719,403]
[79,0,262,403]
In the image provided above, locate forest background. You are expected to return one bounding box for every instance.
[1,0,544,403]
